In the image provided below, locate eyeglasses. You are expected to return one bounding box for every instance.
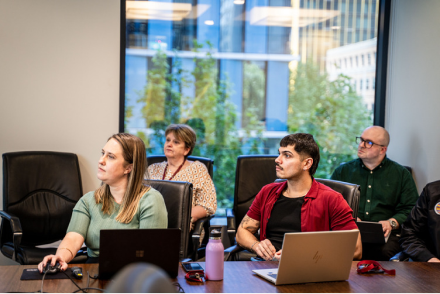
[356,137,385,149]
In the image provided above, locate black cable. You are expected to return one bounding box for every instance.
[72,287,105,293]
[173,282,185,293]
[40,271,47,294]
[86,271,90,293]
[88,272,99,279]
[69,271,104,293]
[36,269,104,293]
[61,271,86,293]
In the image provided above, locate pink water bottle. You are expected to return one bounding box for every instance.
[205,229,224,280]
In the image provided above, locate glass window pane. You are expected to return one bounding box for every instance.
[124,0,379,210]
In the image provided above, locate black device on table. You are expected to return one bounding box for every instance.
[99,228,181,279]
[71,267,83,279]
[182,262,204,272]
[43,263,61,274]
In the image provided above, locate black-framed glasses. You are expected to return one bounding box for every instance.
[356,137,385,149]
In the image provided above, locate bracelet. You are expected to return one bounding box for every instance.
[250,241,260,252]
[59,247,74,259]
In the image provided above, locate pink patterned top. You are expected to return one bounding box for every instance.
[147,161,217,215]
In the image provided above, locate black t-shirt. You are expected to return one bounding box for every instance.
[266,195,304,251]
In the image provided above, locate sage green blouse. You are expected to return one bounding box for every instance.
[67,187,168,257]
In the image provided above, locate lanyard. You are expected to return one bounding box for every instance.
[356,260,396,275]
[162,159,186,181]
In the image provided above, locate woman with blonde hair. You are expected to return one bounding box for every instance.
[148,124,217,227]
[38,133,167,272]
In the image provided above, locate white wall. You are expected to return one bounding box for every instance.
[0,0,121,205]
[0,0,120,266]
[0,0,120,265]
[385,0,440,193]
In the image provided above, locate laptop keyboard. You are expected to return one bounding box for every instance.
[268,273,278,279]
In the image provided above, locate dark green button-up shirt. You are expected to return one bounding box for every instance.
[331,157,418,225]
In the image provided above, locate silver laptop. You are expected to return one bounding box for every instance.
[253,230,359,285]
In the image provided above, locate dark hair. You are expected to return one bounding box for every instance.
[279,133,320,176]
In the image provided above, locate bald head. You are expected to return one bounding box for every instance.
[362,126,390,147]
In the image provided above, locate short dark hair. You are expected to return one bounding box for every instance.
[279,133,320,176]
[165,124,197,158]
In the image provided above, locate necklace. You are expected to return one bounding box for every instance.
[162,159,186,181]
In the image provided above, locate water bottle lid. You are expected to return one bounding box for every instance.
[210,229,221,238]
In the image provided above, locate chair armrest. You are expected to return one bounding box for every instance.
[226,209,235,231]
[191,216,213,260]
[0,210,23,261]
[226,209,237,246]
[192,215,213,236]
[224,244,245,261]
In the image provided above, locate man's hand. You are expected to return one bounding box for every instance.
[357,217,362,222]
[428,257,440,263]
[254,239,277,261]
[379,220,392,237]
[273,250,282,261]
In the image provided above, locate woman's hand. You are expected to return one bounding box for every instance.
[37,254,68,273]
[37,232,85,273]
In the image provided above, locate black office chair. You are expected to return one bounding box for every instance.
[0,151,87,264]
[225,177,361,261]
[224,155,278,261]
[147,155,214,179]
[314,178,360,220]
[147,179,208,261]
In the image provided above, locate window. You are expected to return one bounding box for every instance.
[124,0,380,209]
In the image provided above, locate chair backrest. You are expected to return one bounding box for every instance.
[274,178,361,219]
[233,155,278,227]
[147,155,214,179]
[403,166,412,175]
[146,179,192,260]
[315,178,360,219]
[1,151,83,246]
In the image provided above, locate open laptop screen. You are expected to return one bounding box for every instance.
[99,228,181,279]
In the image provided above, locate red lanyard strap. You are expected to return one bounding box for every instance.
[162,159,186,181]
[185,271,205,282]
[357,260,396,275]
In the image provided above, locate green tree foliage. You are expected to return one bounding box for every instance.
[288,61,373,178]
[138,51,168,129]
[242,61,266,154]
[137,42,240,208]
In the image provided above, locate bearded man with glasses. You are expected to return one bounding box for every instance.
[331,126,418,260]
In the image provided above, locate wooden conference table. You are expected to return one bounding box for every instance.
[0,261,439,293]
